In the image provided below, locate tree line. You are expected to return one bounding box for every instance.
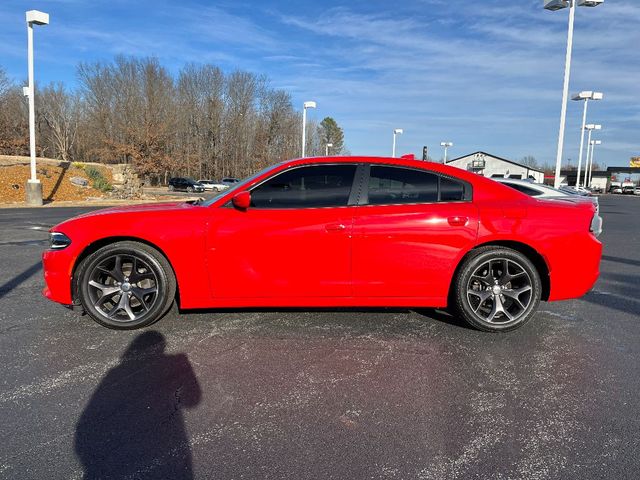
[0,57,346,183]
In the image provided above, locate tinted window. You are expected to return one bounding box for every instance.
[440,177,466,201]
[368,166,438,205]
[503,183,542,197]
[251,165,357,209]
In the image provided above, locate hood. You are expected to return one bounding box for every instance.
[73,201,194,219]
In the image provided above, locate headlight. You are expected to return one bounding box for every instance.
[49,232,72,250]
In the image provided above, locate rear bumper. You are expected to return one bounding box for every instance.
[547,233,602,301]
[41,249,75,305]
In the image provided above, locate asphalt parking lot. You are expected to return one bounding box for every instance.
[0,195,639,479]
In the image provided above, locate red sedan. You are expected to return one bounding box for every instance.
[42,157,602,332]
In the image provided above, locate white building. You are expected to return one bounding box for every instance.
[446,151,545,184]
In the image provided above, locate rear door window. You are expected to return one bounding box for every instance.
[366,166,468,204]
[368,166,438,205]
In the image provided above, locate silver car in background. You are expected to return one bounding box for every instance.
[495,178,599,213]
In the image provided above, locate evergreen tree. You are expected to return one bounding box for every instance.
[317,117,344,155]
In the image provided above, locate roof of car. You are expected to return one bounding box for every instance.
[277,156,526,203]
[283,156,482,182]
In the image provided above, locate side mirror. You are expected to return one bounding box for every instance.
[232,191,251,210]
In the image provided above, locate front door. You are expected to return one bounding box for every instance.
[207,164,358,299]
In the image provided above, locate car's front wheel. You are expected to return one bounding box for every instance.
[168,185,174,191]
[187,186,194,193]
[76,241,176,330]
[452,247,541,332]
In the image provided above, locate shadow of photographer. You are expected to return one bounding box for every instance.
[75,331,201,479]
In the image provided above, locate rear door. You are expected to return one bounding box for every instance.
[352,165,479,300]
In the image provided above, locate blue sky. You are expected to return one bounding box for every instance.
[1,0,638,167]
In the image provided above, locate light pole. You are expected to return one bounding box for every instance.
[301,101,316,157]
[325,143,333,156]
[440,142,453,163]
[392,128,403,157]
[586,139,601,188]
[582,124,601,187]
[544,0,604,189]
[25,10,49,206]
[572,91,603,187]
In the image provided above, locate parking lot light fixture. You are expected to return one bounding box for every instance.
[301,101,316,157]
[25,10,49,206]
[582,124,601,187]
[572,91,603,187]
[392,129,403,157]
[325,143,333,156]
[587,139,602,188]
[544,0,605,189]
[440,142,453,163]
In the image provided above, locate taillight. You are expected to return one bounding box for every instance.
[590,214,603,237]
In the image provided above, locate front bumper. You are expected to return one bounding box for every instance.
[42,248,75,305]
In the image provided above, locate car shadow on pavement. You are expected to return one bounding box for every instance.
[74,331,202,480]
[178,306,476,332]
[0,261,42,300]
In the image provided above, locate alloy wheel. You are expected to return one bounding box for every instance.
[466,258,533,325]
[86,254,159,323]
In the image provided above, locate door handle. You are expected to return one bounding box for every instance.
[447,216,468,227]
[325,223,347,232]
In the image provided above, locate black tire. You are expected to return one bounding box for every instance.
[168,185,175,191]
[76,241,176,330]
[452,247,541,332]
[187,186,194,193]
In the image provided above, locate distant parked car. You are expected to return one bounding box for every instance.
[168,177,205,193]
[610,186,623,194]
[496,178,599,213]
[634,187,640,196]
[196,179,215,191]
[197,180,228,192]
[220,177,240,187]
[622,186,635,195]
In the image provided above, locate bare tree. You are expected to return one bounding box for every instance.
[38,83,80,161]
[0,66,29,155]
[1,58,345,181]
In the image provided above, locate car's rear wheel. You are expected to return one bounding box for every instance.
[453,247,541,332]
[187,186,194,193]
[76,241,176,330]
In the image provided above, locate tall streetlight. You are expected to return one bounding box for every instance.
[25,10,49,206]
[392,128,403,157]
[301,101,316,157]
[582,123,601,186]
[586,139,601,188]
[572,91,603,187]
[544,0,604,189]
[440,142,453,163]
[325,143,333,156]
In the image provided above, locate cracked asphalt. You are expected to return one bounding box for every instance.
[0,196,638,479]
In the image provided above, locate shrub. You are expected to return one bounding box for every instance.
[84,166,112,192]
[84,166,102,181]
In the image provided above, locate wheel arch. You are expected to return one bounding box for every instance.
[449,240,551,304]
[71,236,181,307]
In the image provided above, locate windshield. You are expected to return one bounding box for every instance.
[200,164,280,207]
